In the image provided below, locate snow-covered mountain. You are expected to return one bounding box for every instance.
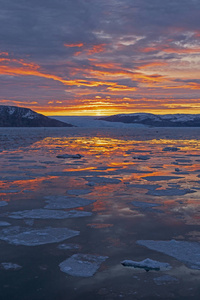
[100,113,200,127]
[0,105,73,127]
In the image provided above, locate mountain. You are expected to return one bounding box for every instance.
[0,105,73,127]
[100,113,200,127]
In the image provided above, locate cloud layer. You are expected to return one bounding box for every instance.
[0,0,200,115]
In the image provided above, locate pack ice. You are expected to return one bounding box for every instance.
[44,196,95,209]
[0,226,80,246]
[8,209,92,219]
[59,254,108,277]
[137,239,200,270]
[121,258,171,272]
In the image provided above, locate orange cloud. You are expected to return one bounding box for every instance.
[141,45,200,54]
[162,83,200,90]
[87,44,106,55]
[0,62,140,91]
[0,57,39,69]
[64,43,84,48]
[164,47,200,54]
[91,61,120,69]
[138,62,168,69]
[0,52,9,56]
[107,85,137,92]
[74,44,106,57]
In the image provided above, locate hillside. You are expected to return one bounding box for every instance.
[100,113,200,127]
[0,106,73,127]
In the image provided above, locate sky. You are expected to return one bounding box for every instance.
[0,0,200,116]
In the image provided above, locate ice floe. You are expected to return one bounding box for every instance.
[84,176,121,185]
[57,243,80,250]
[162,147,180,152]
[8,209,92,219]
[0,226,80,246]
[146,188,196,196]
[0,262,22,270]
[120,169,152,174]
[137,239,200,270]
[57,154,83,159]
[0,175,36,181]
[0,221,11,226]
[0,201,8,207]
[24,219,34,226]
[121,258,171,272]
[142,175,184,181]
[128,184,161,190]
[153,275,178,285]
[0,189,19,193]
[131,201,161,208]
[133,155,150,160]
[59,253,108,277]
[67,189,92,195]
[19,165,47,169]
[175,159,192,163]
[44,196,95,209]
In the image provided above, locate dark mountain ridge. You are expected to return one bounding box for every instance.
[0,105,73,127]
[100,113,200,127]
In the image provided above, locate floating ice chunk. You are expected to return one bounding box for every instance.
[0,226,79,246]
[172,171,189,175]
[57,154,83,159]
[121,258,171,272]
[0,221,11,226]
[24,219,34,226]
[133,155,150,160]
[40,161,56,164]
[162,147,180,152]
[175,159,192,163]
[84,176,121,185]
[131,201,161,208]
[137,239,200,270]
[67,189,92,195]
[142,175,184,181]
[128,184,161,190]
[147,188,196,196]
[8,209,92,219]
[59,254,108,277]
[19,165,47,169]
[86,182,96,187]
[57,243,80,250]
[131,201,163,213]
[0,189,19,193]
[23,190,34,194]
[121,169,152,174]
[47,170,108,177]
[44,196,95,209]
[0,262,22,270]
[153,275,178,285]
[0,176,35,181]
[0,201,8,207]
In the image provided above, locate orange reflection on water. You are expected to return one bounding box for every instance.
[32,136,137,157]
[3,134,200,228]
[92,200,107,213]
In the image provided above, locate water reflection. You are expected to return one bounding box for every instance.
[1,129,200,299]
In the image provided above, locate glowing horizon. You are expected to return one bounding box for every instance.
[0,1,200,116]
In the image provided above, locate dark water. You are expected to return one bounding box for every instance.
[0,127,200,299]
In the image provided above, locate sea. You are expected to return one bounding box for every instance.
[0,117,200,299]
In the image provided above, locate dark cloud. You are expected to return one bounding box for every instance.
[0,0,200,114]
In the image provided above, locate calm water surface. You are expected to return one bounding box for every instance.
[0,127,200,300]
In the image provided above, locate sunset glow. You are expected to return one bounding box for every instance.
[0,1,200,115]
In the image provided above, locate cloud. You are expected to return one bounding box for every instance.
[0,0,200,114]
